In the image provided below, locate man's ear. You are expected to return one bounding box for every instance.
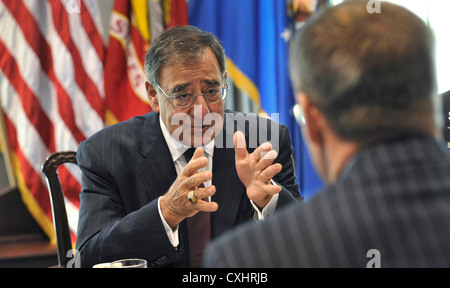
[298,92,324,145]
[146,81,160,113]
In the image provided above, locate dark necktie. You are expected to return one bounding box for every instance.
[183,148,211,268]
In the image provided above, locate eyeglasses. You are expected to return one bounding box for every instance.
[155,82,229,109]
[292,104,305,126]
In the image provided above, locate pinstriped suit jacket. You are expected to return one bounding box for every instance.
[203,135,450,268]
[75,110,301,268]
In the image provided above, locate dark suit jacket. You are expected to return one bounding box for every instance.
[75,110,301,268]
[203,135,450,268]
[443,90,450,146]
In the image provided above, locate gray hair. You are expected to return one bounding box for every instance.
[289,0,437,141]
[145,25,226,86]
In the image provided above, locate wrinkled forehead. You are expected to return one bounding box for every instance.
[165,47,215,69]
[159,48,223,84]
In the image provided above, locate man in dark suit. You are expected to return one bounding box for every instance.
[443,90,450,147]
[203,1,450,268]
[75,25,301,268]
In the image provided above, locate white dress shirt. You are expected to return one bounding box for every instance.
[157,116,278,247]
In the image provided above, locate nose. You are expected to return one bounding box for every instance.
[193,93,209,106]
[190,94,210,119]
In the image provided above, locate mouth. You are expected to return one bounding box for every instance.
[191,125,212,133]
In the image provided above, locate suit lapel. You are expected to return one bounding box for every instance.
[135,113,178,199]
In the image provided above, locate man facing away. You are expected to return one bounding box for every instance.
[203,0,450,268]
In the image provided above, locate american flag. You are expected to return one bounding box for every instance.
[0,0,105,243]
[0,0,189,244]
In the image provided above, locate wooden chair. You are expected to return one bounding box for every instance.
[41,151,77,268]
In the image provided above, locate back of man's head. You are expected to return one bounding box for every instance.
[290,0,436,142]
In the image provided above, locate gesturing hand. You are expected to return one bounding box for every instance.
[160,148,218,229]
[234,131,282,209]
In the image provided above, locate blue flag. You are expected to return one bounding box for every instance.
[189,0,323,200]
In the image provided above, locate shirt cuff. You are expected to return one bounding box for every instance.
[158,197,179,248]
[251,179,279,221]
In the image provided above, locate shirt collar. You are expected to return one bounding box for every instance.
[159,114,215,162]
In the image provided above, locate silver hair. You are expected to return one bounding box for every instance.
[145,25,226,86]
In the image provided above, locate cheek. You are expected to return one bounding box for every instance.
[309,143,329,183]
[208,102,224,119]
[207,103,224,127]
[166,110,184,132]
[160,102,181,132]
[300,125,327,182]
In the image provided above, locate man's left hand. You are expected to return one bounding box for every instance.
[234,131,282,209]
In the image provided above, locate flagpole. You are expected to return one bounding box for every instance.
[0,108,17,187]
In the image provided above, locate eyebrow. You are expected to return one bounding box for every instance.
[204,79,220,86]
[170,79,221,94]
[171,83,191,94]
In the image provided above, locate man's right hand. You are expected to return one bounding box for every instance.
[159,147,218,229]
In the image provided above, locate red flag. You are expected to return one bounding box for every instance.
[104,0,152,125]
[164,0,189,27]
[105,0,189,125]
[0,0,105,244]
